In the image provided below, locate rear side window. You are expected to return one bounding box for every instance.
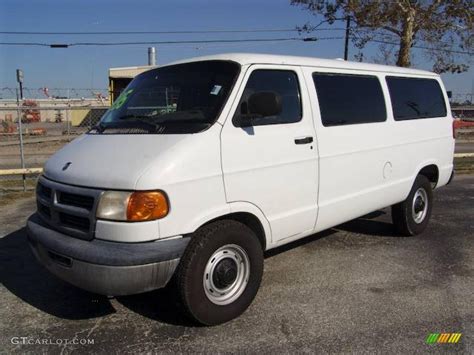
[233,69,302,127]
[386,77,447,120]
[312,73,386,126]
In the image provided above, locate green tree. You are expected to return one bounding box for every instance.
[292,0,473,73]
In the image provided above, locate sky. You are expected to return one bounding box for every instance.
[0,0,472,99]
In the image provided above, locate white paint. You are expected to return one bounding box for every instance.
[41,53,455,248]
[221,65,319,243]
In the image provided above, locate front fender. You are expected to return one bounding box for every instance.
[228,201,272,247]
[182,201,272,249]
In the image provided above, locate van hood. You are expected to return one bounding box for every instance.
[43,134,188,189]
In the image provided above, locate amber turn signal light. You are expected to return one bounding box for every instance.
[127,191,169,221]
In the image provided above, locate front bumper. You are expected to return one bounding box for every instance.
[27,213,189,296]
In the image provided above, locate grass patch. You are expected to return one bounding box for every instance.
[0,190,35,207]
[0,178,37,190]
[454,157,474,174]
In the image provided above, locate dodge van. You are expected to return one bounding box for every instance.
[27,53,455,325]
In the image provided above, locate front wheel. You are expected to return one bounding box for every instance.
[176,220,263,325]
[392,175,433,236]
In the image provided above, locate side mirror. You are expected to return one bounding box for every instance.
[247,91,282,117]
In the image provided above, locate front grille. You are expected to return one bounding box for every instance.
[36,177,102,240]
[59,213,90,231]
[37,183,52,199]
[58,192,94,210]
[38,202,51,218]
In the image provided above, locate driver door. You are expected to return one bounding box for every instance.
[220,65,319,243]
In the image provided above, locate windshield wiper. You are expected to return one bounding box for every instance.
[90,122,105,134]
[117,114,154,120]
[116,114,163,132]
[156,109,205,122]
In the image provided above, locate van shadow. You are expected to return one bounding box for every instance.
[265,210,396,258]
[120,210,397,324]
[115,283,196,327]
[0,226,195,326]
[336,210,398,237]
[0,210,396,325]
[0,227,115,320]
[264,228,337,258]
[116,229,338,325]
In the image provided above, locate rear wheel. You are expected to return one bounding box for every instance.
[392,175,433,236]
[176,220,263,325]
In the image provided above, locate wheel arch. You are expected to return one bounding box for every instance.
[417,163,440,188]
[205,212,268,251]
[400,161,440,202]
[189,202,271,251]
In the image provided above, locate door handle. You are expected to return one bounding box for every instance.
[294,136,313,145]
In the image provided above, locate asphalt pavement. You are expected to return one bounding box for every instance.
[0,176,473,354]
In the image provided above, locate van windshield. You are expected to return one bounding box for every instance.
[92,60,240,134]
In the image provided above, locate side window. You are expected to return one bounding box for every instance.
[233,69,302,127]
[312,73,386,126]
[386,77,447,120]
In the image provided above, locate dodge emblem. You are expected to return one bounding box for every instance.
[62,162,72,171]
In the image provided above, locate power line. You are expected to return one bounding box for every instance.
[0,28,344,35]
[0,36,335,47]
[0,34,471,55]
[0,29,298,35]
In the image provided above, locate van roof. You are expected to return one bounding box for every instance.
[165,52,437,77]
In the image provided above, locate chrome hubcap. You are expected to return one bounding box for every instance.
[412,188,428,224]
[203,244,250,305]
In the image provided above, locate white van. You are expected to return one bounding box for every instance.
[27,53,454,325]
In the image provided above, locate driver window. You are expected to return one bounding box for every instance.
[233,69,302,127]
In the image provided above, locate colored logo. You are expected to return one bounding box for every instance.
[111,88,133,110]
[426,333,462,344]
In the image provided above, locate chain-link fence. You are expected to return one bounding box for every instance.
[0,99,110,192]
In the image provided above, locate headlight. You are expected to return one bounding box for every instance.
[96,190,169,222]
[96,191,130,221]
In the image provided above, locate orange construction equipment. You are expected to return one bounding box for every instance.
[21,100,41,123]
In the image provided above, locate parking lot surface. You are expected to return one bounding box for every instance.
[0,176,473,354]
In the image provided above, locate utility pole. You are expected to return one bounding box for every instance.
[344,15,351,60]
[66,88,70,136]
[16,69,24,99]
[16,69,26,191]
[148,47,157,66]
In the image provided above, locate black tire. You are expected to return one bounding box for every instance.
[392,175,433,236]
[176,220,263,325]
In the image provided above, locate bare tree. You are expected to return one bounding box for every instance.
[292,0,473,73]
